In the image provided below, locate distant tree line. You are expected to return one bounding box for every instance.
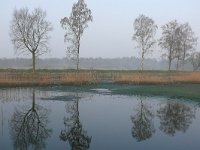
[0,57,196,70]
[9,0,199,72]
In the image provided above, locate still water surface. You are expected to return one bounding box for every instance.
[0,85,200,150]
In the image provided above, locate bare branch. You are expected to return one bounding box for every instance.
[10,8,53,73]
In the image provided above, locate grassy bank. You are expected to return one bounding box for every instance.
[0,70,97,86]
[0,69,200,86]
[114,71,200,84]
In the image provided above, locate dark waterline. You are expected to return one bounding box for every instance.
[0,85,200,150]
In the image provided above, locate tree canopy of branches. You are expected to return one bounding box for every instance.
[131,97,155,142]
[10,90,52,150]
[159,20,178,71]
[157,102,195,136]
[10,8,53,73]
[60,96,91,150]
[133,14,157,71]
[159,20,197,70]
[61,0,93,70]
[178,23,198,68]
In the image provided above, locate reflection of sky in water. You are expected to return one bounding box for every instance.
[0,87,200,150]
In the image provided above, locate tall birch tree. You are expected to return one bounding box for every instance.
[133,15,157,71]
[61,0,93,70]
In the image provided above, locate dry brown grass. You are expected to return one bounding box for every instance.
[0,71,98,86]
[114,72,200,84]
[0,71,200,86]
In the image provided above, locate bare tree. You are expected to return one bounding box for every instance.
[190,52,200,71]
[174,26,184,70]
[10,8,53,73]
[60,94,91,150]
[173,23,198,70]
[160,20,198,71]
[133,15,157,71]
[179,23,198,68]
[61,0,93,70]
[157,102,195,136]
[10,90,52,150]
[159,20,179,71]
[131,97,155,142]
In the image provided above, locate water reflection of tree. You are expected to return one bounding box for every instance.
[60,94,91,150]
[131,97,155,142]
[10,90,52,150]
[157,102,195,136]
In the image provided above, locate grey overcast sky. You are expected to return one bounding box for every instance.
[0,0,200,59]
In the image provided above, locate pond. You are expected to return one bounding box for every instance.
[0,84,200,150]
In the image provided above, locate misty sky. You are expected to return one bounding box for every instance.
[0,0,199,59]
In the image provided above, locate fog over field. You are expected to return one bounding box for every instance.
[0,0,200,59]
[0,57,195,70]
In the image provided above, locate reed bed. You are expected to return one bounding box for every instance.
[114,71,200,84]
[0,71,98,86]
[0,70,200,86]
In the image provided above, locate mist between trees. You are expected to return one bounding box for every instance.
[0,57,196,71]
[8,0,200,72]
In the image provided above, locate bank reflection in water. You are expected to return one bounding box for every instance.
[131,96,155,142]
[9,89,52,150]
[157,101,195,136]
[0,87,198,150]
[60,94,92,150]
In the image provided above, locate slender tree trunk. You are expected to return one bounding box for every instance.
[141,99,143,115]
[141,49,144,71]
[77,53,79,71]
[76,54,79,71]
[32,52,36,74]
[76,94,80,124]
[168,58,171,71]
[32,89,35,110]
[176,60,178,71]
[182,44,186,69]
[76,99,79,117]
[77,39,80,71]
[168,49,172,71]
[176,58,179,71]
